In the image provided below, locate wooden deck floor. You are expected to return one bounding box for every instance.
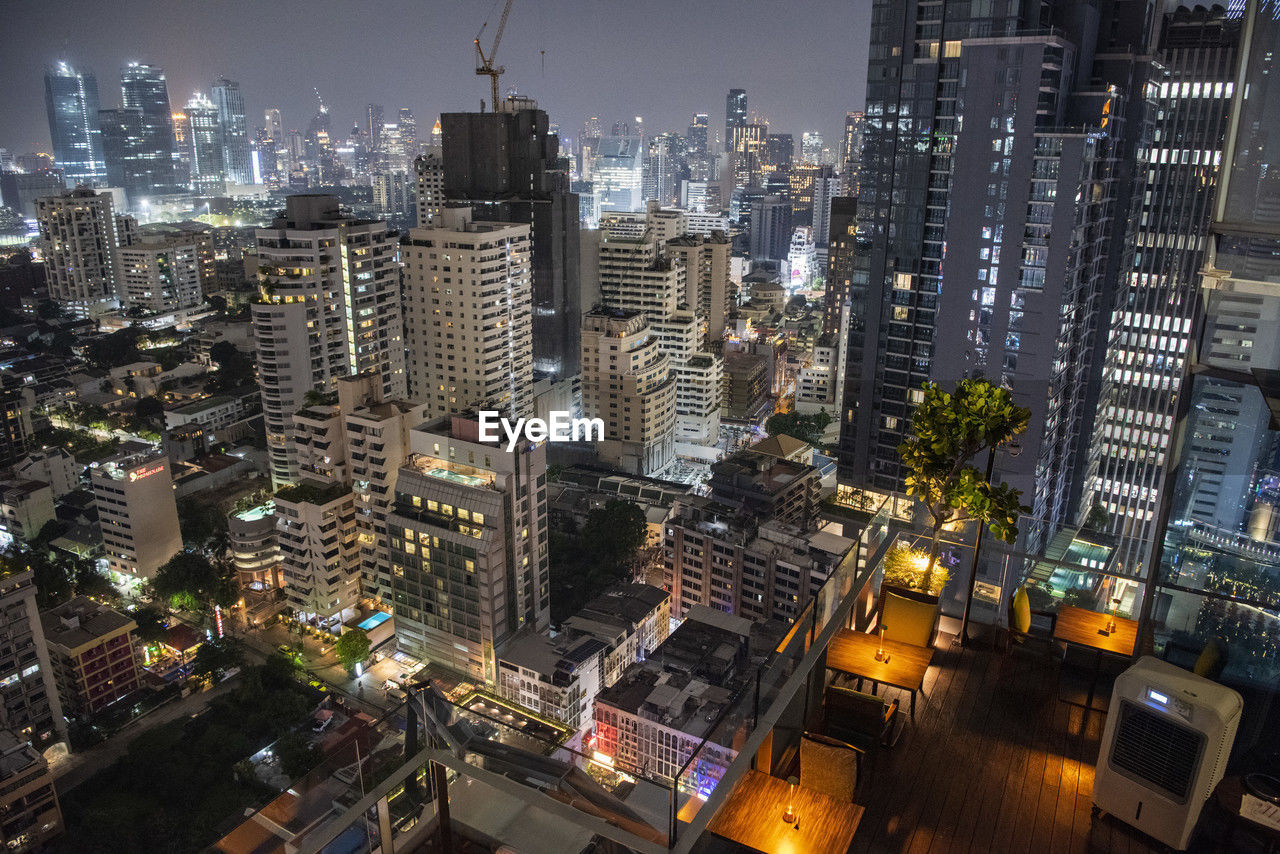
[845,638,1242,854]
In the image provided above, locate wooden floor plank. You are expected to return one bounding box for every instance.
[842,643,1188,854]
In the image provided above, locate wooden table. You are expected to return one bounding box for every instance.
[705,769,863,854]
[826,628,934,719]
[1214,776,1280,853]
[1052,605,1138,714]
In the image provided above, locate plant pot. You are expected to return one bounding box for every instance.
[880,582,940,607]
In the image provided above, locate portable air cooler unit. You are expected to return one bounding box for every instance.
[1093,655,1243,850]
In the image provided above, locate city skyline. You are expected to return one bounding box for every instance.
[0,0,871,155]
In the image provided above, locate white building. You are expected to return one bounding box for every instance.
[784,226,816,291]
[402,208,533,419]
[251,194,406,487]
[35,187,120,318]
[581,310,676,477]
[115,226,212,316]
[89,447,183,583]
[274,480,358,628]
[591,136,644,212]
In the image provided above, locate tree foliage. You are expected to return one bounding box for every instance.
[205,341,256,392]
[153,550,235,611]
[548,499,648,623]
[898,377,1031,590]
[131,605,168,643]
[177,496,230,555]
[192,636,245,681]
[764,410,831,447]
[2,541,115,610]
[334,628,371,671]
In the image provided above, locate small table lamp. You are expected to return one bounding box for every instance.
[1106,597,1121,634]
[875,624,890,663]
[783,776,799,823]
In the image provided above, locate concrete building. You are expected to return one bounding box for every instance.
[561,583,671,688]
[839,0,1153,547]
[252,195,406,486]
[163,395,246,433]
[274,479,358,629]
[0,730,61,852]
[497,632,606,732]
[598,215,723,447]
[581,309,676,477]
[441,97,581,382]
[668,231,733,346]
[1083,4,1242,569]
[708,450,819,529]
[34,187,119,318]
[0,570,64,747]
[748,195,792,262]
[229,500,280,593]
[413,151,443,227]
[403,208,533,418]
[0,374,35,470]
[721,350,769,421]
[14,449,78,500]
[663,497,854,621]
[39,597,141,717]
[0,482,54,547]
[386,415,550,685]
[89,447,182,583]
[593,607,751,783]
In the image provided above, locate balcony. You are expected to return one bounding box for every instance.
[225,454,1280,854]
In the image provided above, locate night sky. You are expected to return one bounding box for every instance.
[1,0,871,156]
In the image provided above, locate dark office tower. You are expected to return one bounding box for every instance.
[398,107,417,145]
[43,62,105,187]
[366,103,384,152]
[761,134,793,178]
[211,77,251,184]
[725,89,747,153]
[119,63,177,194]
[687,113,710,156]
[748,195,792,262]
[839,0,1155,538]
[98,107,147,200]
[840,111,865,195]
[824,197,857,336]
[441,96,582,382]
[1084,4,1242,570]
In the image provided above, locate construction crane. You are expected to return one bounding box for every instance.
[474,0,515,111]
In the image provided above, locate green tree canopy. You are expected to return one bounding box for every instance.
[191,636,245,681]
[153,551,235,611]
[131,605,168,643]
[898,377,1031,591]
[205,341,256,392]
[548,499,649,624]
[764,410,831,447]
[177,496,231,556]
[334,628,371,671]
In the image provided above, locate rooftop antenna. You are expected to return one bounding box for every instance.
[474,0,515,111]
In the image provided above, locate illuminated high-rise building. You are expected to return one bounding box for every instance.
[211,77,251,184]
[252,195,406,486]
[183,93,225,194]
[35,187,120,318]
[838,0,1154,547]
[1084,4,1242,570]
[119,63,178,194]
[43,62,106,187]
[725,89,747,156]
[840,111,865,194]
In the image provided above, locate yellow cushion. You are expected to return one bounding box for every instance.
[801,736,858,802]
[882,592,936,648]
[1194,641,1223,679]
[1011,587,1032,635]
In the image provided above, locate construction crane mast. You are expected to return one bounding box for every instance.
[474,0,515,111]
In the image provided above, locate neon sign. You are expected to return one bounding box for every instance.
[128,464,165,482]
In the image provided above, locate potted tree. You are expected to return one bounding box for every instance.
[896,377,1031,604]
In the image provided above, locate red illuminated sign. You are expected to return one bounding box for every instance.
[128,464,165,482]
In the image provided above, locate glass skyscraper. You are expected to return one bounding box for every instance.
[211,77,251,184]
[43,62,106,187]
[119,63,178,195]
